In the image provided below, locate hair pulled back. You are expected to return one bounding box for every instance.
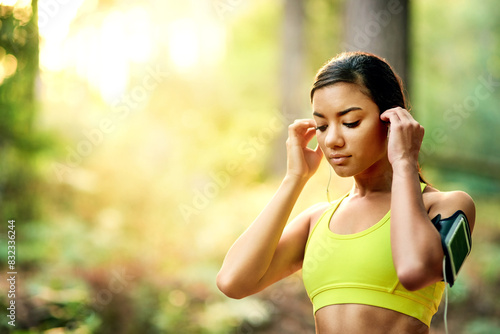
[311,52,407,114]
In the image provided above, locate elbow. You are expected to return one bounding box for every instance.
[396,262,442,292]
[397,270,424,291]
[216,271,250,299]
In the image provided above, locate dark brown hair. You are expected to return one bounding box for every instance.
[311,52,406,110]
[311,52,426,183]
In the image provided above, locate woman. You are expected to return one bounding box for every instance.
[216,52,475,333]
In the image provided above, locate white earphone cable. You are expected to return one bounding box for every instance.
[326,166,332,203]
[443,256,449,334]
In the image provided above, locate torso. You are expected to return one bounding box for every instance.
[306,185,439,334]
[314,304,429,334]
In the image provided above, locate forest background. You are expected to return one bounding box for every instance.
[0,0,499,333]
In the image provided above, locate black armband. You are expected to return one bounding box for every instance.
[431,210,472,287]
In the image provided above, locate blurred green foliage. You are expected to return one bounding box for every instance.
[412,0,500,194]
[0,1,43,222]
[0,0,499,333]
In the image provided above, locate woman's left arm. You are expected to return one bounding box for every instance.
[381,108,476,291]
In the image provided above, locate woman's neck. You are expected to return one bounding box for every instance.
[351,158,393,197]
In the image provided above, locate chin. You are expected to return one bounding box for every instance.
[331,165,355,178]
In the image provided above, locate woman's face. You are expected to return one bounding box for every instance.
[312,82,389,178]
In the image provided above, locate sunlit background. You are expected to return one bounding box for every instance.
[1,0,500,332]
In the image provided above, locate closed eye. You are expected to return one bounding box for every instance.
[315,125,327,132]
[344,121,360,128]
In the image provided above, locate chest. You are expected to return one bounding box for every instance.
[303,202,397,289]
[329,196,391,235]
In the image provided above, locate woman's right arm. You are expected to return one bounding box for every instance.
[216,119,324,299]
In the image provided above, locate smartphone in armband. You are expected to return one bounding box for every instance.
[431,210,472,287]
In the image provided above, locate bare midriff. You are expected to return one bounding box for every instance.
[315,304,429,334]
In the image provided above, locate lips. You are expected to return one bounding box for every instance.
[328,153,351,164]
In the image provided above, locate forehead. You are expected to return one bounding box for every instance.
[312,82,377,115]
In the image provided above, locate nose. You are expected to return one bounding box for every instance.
[324,125,345,148]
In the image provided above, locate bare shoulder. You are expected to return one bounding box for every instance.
[423,185,476,232]
[285,202,330,232]
[303,202,332,233]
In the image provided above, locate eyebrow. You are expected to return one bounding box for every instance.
[313,107,362,118]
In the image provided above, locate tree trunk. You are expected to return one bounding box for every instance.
[269,0,306,176]
[342,0,409,85]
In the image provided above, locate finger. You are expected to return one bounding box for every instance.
[380,108,393,121]
[303,126,317,143]
[398,108,414,122]
[292,118,316,126]
[387,107,415,124]
[380,109,402,124]
[288,119,315,133]
[288,119,317,145]
[289,120,316,137]
[293,127,317,149]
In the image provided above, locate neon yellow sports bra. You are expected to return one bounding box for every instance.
[302,183,445,327]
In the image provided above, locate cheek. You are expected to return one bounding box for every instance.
[368,127,388,154]
[366,125,386,142]
[316,133,328,150]
[375,124,389,144]
[351,124,387,152]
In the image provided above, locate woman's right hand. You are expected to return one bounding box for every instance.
[286,119,323,180]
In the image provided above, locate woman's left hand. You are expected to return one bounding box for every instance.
[380,107,424,168]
